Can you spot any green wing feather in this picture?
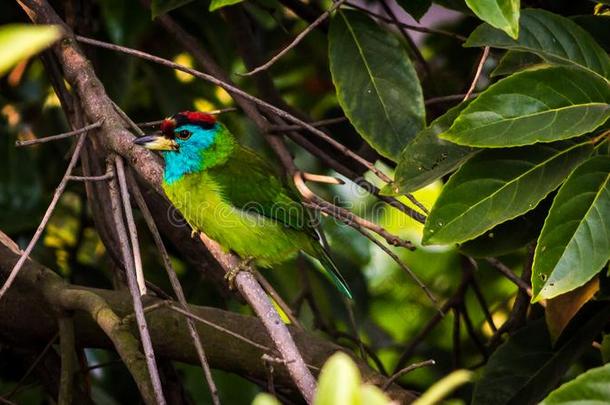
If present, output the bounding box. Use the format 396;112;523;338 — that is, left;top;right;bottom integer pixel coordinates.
207;145;312;234
208;145;352;298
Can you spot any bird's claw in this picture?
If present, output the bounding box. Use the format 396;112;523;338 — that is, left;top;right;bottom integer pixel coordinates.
225;257;255;290
191;229;200;238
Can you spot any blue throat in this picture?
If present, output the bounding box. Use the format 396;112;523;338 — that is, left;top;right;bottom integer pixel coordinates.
162;124;217;184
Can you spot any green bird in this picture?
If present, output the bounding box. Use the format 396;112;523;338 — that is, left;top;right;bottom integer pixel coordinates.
134;111;352;298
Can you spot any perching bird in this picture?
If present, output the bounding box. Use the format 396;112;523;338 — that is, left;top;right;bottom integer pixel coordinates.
134;111;352;298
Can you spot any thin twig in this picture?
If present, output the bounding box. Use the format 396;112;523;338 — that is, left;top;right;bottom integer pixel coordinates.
379;0;430;79
452;306;461;369
464;46;490;101
294;172;415;251
109;157;166;405
15;120;103;147
115;157;146;296
302;172;344;185
75;35;393;185
0;131;88;302
68;171;114;182
129;173;221;405
485;258;532;296
167;303;271;352
470;277;497;333
344;2;467;41
424;93;478;106
242;0;348;76
254;270;302;328
382;359;435;390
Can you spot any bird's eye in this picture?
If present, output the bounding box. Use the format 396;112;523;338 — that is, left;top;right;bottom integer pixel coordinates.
176;129;191;140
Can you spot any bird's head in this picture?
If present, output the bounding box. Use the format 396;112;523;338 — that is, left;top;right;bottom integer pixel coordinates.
134;111;231;183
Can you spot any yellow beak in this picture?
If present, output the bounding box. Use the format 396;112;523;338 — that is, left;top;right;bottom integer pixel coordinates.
134;134;178;151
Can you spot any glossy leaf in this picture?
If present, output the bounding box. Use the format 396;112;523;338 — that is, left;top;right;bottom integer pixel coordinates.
0;24;61;76
413;370;473;405
545;278;600;342
464;0;519;39
459;195;550;257
466;9;610;79
439;67;610;148
491;50;543;77
252;393;281;405
386;102;476;195
315;352;360;405
540;363;610;404
532;156;610;301
395;0;432;21
329;9;425;161
423;141;593;245
150;0;193;18
209;0;244;11
473;305;610;405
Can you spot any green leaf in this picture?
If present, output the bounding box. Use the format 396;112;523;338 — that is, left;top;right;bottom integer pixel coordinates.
439;66;610;148
329;9;425;161
413;370;473;405
395;0;431;21
465;9;610;80
209;0;244;11
532;156;610;301
386;102;476;195
459;196;550;257
0;24;62;76
150;0;193;18
423;141;593;245
491;50;544;77
473;305;610;405
315;352;360;405
359;385;392;405
251;393;281;405
540;363;610;404
464;0;520;39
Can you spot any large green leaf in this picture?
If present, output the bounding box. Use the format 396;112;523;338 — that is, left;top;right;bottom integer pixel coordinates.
491;50;544;77
473;305;610;405
423;141;593;245
329;10;425;161
439;66;610;148
385;102;476;195
209;0;244;11
0;24;61;76
532;156;610;301
466;9;610;80
395;0;431;21
464;0;520;39
459;195;551;257
540;363;610;404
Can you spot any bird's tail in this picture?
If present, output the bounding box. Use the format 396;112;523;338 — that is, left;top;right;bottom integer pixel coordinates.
310;244;353;299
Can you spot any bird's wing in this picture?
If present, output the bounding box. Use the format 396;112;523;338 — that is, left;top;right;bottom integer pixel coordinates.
207;145;315;235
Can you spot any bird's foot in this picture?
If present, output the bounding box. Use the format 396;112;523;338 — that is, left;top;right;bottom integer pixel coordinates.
190;229;200;238
225;257;255;290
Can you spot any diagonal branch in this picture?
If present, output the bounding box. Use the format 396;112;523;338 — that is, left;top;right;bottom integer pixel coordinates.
242;0;347;76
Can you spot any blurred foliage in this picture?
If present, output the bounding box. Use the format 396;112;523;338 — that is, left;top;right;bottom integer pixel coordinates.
0;0;607;404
